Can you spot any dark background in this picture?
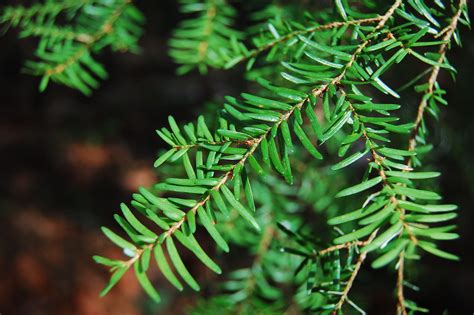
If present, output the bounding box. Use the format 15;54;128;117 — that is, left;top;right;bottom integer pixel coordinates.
0;1;473;314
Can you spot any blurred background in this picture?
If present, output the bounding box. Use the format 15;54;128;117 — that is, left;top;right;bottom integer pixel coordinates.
0;1;473;314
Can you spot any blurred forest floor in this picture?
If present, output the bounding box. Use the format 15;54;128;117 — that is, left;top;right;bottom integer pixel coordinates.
1;1;473;314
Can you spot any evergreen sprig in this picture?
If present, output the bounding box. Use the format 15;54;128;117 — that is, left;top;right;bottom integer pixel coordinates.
90;0;469;313
4;0;469;313
169;0;242;74
1;0;145;95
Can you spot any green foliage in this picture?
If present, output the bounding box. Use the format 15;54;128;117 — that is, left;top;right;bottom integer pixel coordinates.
5;0;470;313
1;0;144;95
168;0;242;74
95;0;469;313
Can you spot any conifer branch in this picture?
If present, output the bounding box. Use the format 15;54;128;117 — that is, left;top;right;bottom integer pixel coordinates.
155;25;410;241
4;0;469;312
0;0;90;28
229;16;384;68
169;0;241;73
44;0;133;77
407;0;467;163
84;0;467;311
333;231;378;314
112;0;406;293
2;0;144;94
124;92;316;267
395;2;466;311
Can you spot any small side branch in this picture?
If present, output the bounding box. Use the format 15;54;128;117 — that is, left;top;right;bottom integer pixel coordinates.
231;16;383;68
396;251;407;315
396;2;466;312
332;231;378;314
407;0;466;162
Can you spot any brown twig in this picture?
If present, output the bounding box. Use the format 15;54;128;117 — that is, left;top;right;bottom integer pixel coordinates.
396;251;407;315
333;231;378;314
317;240;370;256
170;138;255;151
